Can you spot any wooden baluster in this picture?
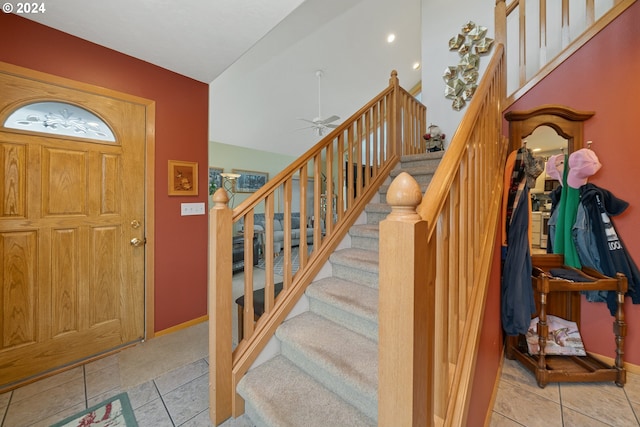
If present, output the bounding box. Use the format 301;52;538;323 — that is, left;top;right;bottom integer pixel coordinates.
242;212;255;340
299;164;308;266
325;141;334;235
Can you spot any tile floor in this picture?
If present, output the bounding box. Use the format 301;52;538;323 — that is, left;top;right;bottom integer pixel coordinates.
490;358;640;426
1;321;638;426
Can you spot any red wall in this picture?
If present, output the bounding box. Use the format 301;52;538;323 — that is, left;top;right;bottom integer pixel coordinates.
467;232;504;423
506;1;640;365
0;14;210;332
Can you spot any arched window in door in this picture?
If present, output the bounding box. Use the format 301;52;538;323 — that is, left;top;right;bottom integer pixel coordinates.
3;101;116;142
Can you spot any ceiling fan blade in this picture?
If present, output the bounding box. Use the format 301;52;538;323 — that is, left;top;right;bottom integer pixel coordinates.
320;115;340;124
297;118;317;124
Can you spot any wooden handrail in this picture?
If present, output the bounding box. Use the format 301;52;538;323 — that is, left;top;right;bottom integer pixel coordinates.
496;0;636;106
378;44;507;426
209;70;427;423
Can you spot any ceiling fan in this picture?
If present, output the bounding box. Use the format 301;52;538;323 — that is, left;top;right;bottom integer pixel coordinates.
298;70;340;136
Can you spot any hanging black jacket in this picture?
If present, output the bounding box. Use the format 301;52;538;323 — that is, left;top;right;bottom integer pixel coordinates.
502;186;537;335
579;183;639;314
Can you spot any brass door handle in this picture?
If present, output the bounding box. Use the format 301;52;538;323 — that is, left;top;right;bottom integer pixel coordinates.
130;237;146;247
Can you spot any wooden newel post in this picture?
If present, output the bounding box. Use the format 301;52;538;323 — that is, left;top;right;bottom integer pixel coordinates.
209;188;233;425
379;172;434;426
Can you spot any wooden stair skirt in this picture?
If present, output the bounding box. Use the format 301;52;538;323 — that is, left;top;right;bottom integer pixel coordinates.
506;254;627;388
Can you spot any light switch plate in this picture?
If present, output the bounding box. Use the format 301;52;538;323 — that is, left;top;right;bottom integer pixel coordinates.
181;202;206;216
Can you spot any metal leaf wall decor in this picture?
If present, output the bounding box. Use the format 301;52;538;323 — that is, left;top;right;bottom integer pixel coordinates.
444;21;494;111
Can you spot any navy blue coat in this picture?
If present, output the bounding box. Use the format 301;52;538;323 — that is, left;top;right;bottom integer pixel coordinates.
580;183;639;314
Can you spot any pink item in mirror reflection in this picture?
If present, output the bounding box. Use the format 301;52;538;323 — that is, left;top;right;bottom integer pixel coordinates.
545;153;564;184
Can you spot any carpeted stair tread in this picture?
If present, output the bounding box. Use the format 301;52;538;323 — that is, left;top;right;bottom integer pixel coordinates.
330;248;379;287
363;203;391;214
400;151;445;161
399;151;445;167
349;223;380;239
330;248;378;269
349;224;380;251
390;166;437;181
306;277;378;341
276;311;378;419
237;355;376;427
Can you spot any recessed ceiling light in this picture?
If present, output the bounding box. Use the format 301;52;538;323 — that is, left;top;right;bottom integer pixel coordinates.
413;62;421;70
387;33;396;43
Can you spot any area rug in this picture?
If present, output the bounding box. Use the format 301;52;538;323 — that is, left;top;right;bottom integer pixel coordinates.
257;245;313;276
50;392;137;427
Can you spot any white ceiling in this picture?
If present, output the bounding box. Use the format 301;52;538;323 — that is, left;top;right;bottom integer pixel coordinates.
21;0;307;83
21;0;422;157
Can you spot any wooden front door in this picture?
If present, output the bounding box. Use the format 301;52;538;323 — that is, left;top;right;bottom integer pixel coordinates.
0;65;148;387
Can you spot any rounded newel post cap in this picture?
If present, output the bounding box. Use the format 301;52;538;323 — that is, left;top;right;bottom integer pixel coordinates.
212;187;229;208
386;172;422;219
389;69;399;84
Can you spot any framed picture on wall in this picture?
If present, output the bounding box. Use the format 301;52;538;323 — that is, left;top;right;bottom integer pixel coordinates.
232;169;269;193
208;167;223;195
168;160;198;196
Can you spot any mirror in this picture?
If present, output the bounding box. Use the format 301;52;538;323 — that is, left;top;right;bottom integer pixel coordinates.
525;125;566;196
526;125;566;158
504;105;595;239
504;104;595;155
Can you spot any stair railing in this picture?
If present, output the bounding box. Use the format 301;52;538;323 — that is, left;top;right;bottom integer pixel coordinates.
496;0;636;106
209;71;427;424
378;44;507;426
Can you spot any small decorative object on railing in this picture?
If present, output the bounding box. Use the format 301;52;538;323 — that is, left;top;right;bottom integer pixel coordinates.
220;172;240;207
444;21;494;111
423;124;445;152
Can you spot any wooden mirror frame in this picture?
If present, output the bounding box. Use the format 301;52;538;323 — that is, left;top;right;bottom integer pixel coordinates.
504;104;595;155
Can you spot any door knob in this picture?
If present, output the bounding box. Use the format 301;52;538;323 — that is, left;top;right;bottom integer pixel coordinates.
130;237;146;247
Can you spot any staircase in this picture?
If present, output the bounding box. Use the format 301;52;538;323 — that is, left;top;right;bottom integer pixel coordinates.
236;151;443;427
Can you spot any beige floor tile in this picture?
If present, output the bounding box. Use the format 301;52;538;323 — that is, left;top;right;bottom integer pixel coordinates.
162;374;210;426
10;366;83;403
85;352;119;374
2;377;85;427
562;405;626;427
85;361;122;399
488;411;525;426
625;370;640;405
30;402;85;427
154;358;209;395
500;358;561;403
0;391;10;420
119;321;209;389
560;382;637;426
134;397;174;427
493;380;562;427
180;409;216;427
126;380;161;410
